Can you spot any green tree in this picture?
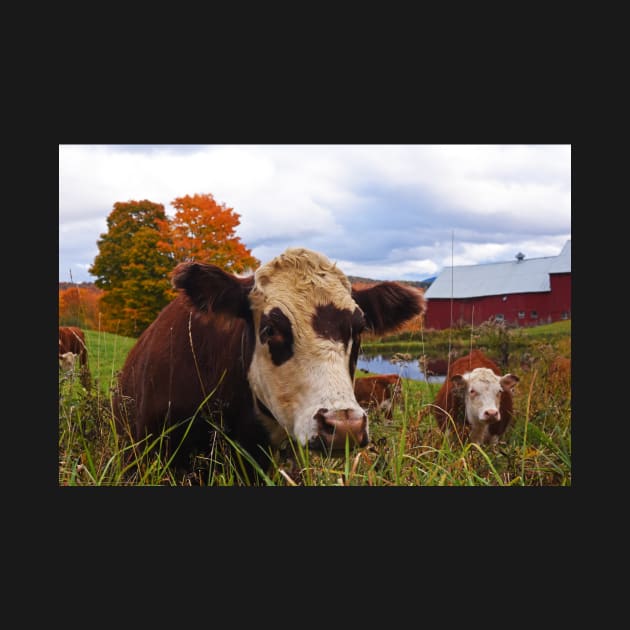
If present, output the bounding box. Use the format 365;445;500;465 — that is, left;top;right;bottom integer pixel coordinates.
90;200;175;337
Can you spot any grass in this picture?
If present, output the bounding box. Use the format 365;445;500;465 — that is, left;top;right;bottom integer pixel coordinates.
58;322;571;486
82;329;137;395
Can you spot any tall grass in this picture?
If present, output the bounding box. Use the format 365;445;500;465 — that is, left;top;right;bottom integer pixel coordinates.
59;324;571;486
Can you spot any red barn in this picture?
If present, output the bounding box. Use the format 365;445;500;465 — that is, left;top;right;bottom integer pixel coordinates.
424;241;571;329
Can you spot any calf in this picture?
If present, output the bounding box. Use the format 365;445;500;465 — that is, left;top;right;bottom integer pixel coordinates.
59;326;90;387
113;247;426;472
432;349;519;445
354;374;401;420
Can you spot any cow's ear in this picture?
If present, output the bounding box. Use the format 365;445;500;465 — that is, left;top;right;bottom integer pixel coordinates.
351;282;427;335
500;374;519;391
172;262;254;320
451;374;467;390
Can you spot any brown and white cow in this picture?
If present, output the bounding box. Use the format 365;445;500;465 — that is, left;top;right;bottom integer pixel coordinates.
432;349;519;445
113;248;426;470
354;374;401;420
59;326;90;386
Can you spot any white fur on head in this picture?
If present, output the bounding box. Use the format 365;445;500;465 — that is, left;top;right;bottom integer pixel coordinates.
458;367;504;424
59;351;78;371
452;367;518;444
247;248;364;447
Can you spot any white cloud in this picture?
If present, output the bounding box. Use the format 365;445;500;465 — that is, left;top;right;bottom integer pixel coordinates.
59;144;571;284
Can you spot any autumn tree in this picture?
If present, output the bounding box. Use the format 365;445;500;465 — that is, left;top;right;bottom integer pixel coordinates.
163;193;259;272
59;286;103;329
89;200;175;337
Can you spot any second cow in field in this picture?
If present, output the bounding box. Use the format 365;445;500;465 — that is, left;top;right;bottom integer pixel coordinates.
354;374;401;420
431;349;519;445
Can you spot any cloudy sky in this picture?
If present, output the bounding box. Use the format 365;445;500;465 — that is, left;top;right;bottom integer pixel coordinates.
59;144;571;284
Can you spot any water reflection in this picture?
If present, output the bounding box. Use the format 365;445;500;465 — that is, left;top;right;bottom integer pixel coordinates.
357;354;446;383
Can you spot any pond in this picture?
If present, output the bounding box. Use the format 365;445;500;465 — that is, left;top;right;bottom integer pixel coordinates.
357;353;446;383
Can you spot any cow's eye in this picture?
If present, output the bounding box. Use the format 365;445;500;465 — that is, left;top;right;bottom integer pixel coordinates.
469;388;477;396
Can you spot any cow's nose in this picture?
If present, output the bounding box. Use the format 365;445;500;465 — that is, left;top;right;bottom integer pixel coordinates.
310;408;369;451
484;409;500;422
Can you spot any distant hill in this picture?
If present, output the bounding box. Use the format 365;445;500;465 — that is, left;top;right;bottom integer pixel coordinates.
347;275;433;290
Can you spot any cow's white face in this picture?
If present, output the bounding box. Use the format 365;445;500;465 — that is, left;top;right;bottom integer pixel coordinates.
247;249;368;449
457;368;504;425
59;351;78;372
452;367;518;427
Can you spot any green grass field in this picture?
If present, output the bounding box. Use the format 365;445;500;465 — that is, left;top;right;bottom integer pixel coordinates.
59;322;571;486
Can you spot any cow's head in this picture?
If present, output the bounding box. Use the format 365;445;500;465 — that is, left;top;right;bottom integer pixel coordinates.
59;351;78;372
172;248;426;452
451;367;519;425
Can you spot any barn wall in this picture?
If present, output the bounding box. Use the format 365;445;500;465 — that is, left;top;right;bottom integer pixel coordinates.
550;273;571;319
425;274;571;329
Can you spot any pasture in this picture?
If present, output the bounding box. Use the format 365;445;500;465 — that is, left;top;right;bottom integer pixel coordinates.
59;323;571;486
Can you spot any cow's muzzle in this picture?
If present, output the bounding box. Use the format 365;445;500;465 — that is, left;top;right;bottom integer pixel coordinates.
482;409;501;423
309;408;369;451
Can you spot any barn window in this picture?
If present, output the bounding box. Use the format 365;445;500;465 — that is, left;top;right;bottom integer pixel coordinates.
561;311;569;320
530;310;538;319
518;311;525;319
494;313;504;322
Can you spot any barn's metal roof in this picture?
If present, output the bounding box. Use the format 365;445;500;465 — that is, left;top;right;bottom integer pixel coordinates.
424;240;571;299
548;239;571;274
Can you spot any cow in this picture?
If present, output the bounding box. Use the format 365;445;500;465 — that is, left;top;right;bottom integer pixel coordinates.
431;349;519;445
59;326;90;387
354;374;402;420
113;248;427;474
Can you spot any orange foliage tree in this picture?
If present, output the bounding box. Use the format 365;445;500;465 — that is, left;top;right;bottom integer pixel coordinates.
59;286;103;329
88;195;258;337
161;193;259;272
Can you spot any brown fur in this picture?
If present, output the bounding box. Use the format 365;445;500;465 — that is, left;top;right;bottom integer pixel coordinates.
431;349;516;442
354;374;401;420
423;358;449;376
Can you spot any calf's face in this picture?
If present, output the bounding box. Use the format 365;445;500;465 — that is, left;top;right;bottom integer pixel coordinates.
452;367;519;425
